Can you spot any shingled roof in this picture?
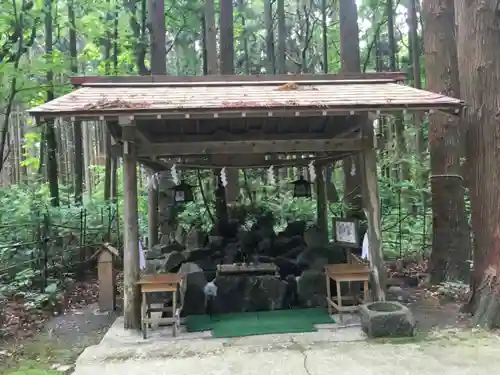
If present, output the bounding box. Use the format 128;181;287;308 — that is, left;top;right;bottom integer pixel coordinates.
28;74;464;120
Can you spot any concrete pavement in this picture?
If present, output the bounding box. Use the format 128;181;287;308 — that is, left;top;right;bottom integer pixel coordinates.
73;318;500;375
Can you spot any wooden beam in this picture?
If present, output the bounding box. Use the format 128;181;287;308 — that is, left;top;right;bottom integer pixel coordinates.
315;163;329;244
135;139;362;157
71;72;407;85
120;118;141;329
35;105;463;121
135;152;353;170
135;127;152;146
359;118;386;301
147;172;159;250
137;151;350;172
150;130;349;143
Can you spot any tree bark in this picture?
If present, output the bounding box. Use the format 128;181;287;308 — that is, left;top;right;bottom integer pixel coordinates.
148;0;165;245
422;0;470;284
276;0;286;73
263;0;276;74
321;0;328;73
339;0;363;219
204;0;218;75
408;0;425;179
70;0;83;203
44;0;59;206
149;0;166;74
455;0;500;328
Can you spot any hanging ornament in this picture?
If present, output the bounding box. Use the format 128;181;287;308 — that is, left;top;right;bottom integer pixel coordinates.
170;181;194;204
350;161;356;176
220;167;228;187
147;172;159;191
308;161;316;182
171;164;179;185
267;165;275;185
292;175;312;198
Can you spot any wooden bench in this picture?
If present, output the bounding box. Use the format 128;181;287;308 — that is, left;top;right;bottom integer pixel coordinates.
137;273;183;339
325;263;371;321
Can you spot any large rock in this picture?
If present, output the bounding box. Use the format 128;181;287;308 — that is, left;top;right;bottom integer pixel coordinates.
208;235;224;248
274;256;301;279
296;244;347;270
214;275;286;313
297;270;326;307
283;275;299;308
185;228;206;251
223;242;240;264
182;247;213;263
387;286;413;303
145;244;164;260
145;257;167;274
271;235;305;258
174;225;187;246
164;251;186;272
150;242;184;256
179;262;208;316
304;225;324;248
281;221;307;237
359;301;416;338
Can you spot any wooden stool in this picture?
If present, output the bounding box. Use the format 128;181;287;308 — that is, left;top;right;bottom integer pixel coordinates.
137;273;183;339
325;263;371;321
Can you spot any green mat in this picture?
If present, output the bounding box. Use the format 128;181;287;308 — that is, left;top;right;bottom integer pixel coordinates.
185;308;334;338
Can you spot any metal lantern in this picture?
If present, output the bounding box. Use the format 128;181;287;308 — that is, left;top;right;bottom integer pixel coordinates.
171;181;194;203
292;175;312;198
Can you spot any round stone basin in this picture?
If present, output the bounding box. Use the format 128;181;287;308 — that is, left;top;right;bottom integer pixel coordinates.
366;301;403;313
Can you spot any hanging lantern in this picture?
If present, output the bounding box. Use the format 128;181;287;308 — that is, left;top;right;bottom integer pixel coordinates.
170;181;194;204
292;175;312;198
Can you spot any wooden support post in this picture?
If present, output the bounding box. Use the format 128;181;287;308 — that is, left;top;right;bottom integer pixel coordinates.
121;118;141;329
359;119;387;301
147;172;159;249
315;163;329;245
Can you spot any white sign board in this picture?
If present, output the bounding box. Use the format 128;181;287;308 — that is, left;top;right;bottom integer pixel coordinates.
333;219;359;247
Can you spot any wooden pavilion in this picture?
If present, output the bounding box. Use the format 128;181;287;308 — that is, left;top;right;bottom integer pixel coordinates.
28;72;463;330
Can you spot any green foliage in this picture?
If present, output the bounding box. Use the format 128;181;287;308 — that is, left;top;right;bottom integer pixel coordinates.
0;178;118;308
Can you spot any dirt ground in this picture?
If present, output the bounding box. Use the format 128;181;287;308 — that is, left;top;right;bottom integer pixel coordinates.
0;304;118;374
407;288;470;333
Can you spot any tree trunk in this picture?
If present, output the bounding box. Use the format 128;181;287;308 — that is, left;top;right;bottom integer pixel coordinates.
44;0;59;206
238;0;250;75
408;0;425;177
204;0;218;75
219;0;239;210
455;0;500;328
386;0;397;72
339;0;363;219
149;0;166;74
68;0;83;203
148;0;166;246
264;0;276;74
387;0;409;182
321;0;328;73
422;0;470;284
276;0;286;73
219;0;234;75
82;122;91;196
